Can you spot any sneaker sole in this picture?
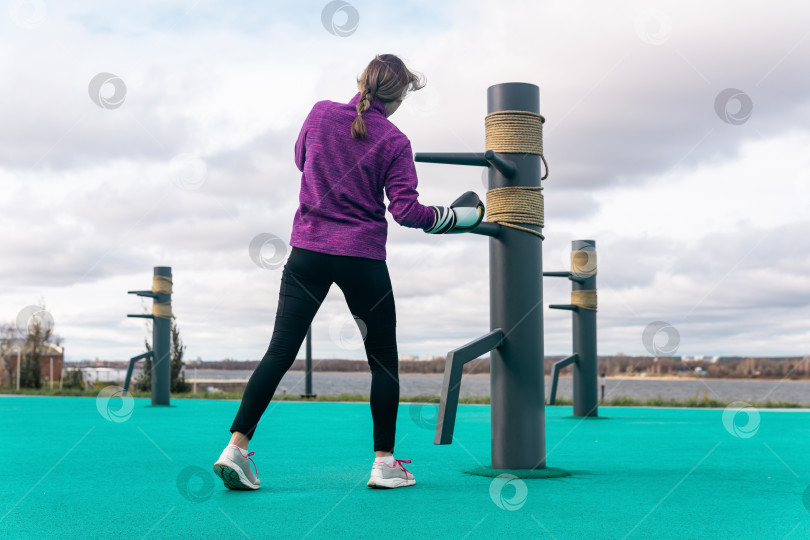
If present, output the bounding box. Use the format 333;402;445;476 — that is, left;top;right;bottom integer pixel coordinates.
213;458;260;490
367;476;416;489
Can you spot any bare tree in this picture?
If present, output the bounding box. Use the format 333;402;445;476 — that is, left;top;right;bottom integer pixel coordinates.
9;303;63;389
0;323;21;388
22;308;55;388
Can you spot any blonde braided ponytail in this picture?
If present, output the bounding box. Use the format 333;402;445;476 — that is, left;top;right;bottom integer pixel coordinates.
350;54;426;140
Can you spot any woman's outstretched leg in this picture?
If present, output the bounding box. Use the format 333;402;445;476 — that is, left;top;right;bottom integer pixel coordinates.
229;247;332;442
214;248;332;491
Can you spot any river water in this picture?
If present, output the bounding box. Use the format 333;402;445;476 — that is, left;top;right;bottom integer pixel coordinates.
157;369;810;404
86;368;810;403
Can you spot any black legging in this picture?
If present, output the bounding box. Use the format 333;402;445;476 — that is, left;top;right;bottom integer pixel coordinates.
230;246;400;452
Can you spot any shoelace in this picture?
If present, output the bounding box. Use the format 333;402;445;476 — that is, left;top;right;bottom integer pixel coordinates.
245;451;258;476
235;448;258;476
393;459;412;477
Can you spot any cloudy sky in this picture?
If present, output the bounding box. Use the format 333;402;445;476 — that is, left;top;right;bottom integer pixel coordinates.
1;0;808;362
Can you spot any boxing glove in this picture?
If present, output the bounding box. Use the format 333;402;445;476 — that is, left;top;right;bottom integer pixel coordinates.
425;191;485;234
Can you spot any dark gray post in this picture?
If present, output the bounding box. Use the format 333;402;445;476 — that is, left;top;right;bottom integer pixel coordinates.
487;83;546;469
413;82;550;471
545;240;598;415
600;372;606;402
151;267;172;406
301;326;317;398
571;240;598;416
126;266;172;405
305;327;312;394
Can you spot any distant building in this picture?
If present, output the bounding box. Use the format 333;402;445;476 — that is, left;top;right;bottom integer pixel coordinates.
0;343;64;386
681;355;721;364
80;367;124;383
39;343;64;384
398;354;447;361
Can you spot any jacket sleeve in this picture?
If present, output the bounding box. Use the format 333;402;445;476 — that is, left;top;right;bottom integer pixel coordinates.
295;104;317;172
384;140;436;230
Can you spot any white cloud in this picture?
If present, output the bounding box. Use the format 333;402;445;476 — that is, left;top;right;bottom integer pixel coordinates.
1;0;809;361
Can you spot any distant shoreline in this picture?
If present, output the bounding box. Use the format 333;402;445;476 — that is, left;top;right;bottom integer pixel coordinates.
277;371;810;382
182;373;810;385
582;375;810;383
69;355;810;382
180;369;810;382
68;365;810;382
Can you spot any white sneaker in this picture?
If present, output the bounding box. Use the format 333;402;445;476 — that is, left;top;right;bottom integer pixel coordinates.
367;458;416;489
213;445;261;490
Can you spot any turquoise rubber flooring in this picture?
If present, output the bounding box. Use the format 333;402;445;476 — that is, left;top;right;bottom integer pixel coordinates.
1;396;809;539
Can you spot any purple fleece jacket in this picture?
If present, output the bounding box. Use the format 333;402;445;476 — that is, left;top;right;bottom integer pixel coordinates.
289;92;436;260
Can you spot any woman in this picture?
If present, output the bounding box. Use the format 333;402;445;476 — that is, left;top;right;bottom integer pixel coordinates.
213;54;484;490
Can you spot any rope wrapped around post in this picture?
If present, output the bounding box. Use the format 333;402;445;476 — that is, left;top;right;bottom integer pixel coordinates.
485;186;545;239
571;290;597;311
570;249;597;311
152;303;172;318
483;109;548;239
571;250;597;276
151;275;173;319
484;110;548;178
152;275;173;295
